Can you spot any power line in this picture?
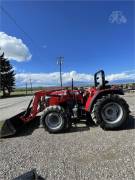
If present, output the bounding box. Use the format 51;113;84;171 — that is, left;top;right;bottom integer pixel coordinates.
0;6;44;66
0;6;34;43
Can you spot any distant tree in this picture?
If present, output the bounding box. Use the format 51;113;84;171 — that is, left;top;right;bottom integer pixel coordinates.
0;52;15;96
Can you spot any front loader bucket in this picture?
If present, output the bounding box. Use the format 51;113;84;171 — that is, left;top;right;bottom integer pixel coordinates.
0;111;26;138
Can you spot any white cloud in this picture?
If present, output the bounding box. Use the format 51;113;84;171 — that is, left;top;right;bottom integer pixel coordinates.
15;70;135;87
106;70;135;81
62;71;93;82
109;11;127;24
0;32;32;62
15;71;93;87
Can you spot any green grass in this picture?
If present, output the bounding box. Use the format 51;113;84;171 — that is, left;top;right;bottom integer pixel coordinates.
0;90;34;98
0;86;60;98
11;90;33;96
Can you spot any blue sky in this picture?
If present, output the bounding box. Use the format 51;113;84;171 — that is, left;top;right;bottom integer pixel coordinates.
0;1;134;86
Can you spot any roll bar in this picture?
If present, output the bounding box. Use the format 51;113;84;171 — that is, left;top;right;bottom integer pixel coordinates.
94;70;108;88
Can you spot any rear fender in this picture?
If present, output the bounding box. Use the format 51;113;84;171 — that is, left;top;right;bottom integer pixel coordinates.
85;89;124;112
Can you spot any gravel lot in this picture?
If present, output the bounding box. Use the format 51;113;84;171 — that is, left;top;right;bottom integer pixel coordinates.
0;93;135;180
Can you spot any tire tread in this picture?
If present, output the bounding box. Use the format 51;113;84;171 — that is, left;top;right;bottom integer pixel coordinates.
92;94;129;129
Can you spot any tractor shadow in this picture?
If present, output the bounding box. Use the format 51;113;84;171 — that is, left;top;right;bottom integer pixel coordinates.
4;117;94;138
105;115;135;131
5;115;135;138
117;115;135;131
68;125;90;133
67;120;96;133
14;116;40;137
15;118;94;137
68;115;135;133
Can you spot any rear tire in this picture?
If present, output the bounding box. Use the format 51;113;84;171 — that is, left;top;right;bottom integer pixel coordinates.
42;106;67;133
93;94;129;129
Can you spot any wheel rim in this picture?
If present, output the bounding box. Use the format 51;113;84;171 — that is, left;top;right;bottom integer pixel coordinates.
101;102;123;124
46;113;63;130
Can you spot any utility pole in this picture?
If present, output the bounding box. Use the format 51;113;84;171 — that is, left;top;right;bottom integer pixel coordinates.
0;54;1;93
26;82;27;95
30;75;33;93
30;77;33;93
0;49;2;93
57;56;64;88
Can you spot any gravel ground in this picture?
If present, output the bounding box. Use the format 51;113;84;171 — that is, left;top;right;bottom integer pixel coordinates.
0;93;135;180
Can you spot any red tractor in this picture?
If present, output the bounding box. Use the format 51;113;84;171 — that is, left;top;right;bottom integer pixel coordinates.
0;70;130;137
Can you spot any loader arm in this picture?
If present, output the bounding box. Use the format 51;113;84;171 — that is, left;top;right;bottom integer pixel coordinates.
20;91;46;122
20;90;63;123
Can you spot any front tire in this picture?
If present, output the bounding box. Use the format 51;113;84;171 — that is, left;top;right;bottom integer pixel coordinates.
93;94;129;129
42;106;67;133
